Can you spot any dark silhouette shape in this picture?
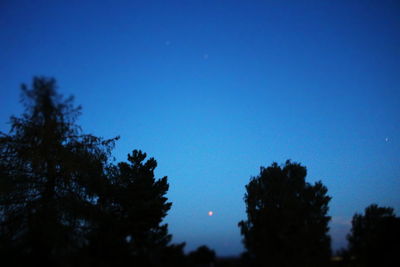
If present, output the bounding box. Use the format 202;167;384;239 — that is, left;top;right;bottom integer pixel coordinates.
238;160;331;267
85;150;177;266
188;245;216;266
333;248;353;266
0;77;181;266
0;77;117;266
347;204;400;267
159;242;188;266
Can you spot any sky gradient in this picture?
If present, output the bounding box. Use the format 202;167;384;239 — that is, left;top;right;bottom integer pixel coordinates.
1;0;399;256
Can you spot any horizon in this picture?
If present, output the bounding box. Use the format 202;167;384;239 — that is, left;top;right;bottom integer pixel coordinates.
1;0;399;257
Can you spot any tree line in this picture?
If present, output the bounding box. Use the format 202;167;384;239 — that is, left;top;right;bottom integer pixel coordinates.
0;77;398;267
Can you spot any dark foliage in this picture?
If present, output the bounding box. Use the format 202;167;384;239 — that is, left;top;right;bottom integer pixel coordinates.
0;77;116;266
238;161;332;267
0;77;179;266
84;150;176;266
188;245;216;266
347;204;400;267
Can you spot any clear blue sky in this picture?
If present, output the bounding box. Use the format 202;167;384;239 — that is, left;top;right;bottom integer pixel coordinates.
1;0;399;256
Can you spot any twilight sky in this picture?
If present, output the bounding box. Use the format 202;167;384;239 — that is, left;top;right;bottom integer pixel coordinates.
1;0;399;256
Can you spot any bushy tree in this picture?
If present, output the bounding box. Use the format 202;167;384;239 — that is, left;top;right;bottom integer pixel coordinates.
188;245;216;266
238;160;331;267
347;204;400;267
0;77;116;266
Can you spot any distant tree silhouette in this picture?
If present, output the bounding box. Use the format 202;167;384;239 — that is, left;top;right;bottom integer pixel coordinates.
0;77;117;266
188;245;216;266
347;204;400;267
238;160;331;267
159;242;187;266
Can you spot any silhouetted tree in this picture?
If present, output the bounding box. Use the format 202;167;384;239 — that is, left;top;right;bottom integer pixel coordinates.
238;160;331;267
160;242;188;266
347;204;400;267
188;245;216;266
0;77;116;266
0;76;194;266
85;150;177;266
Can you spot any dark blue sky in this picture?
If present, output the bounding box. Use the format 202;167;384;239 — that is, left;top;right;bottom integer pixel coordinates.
1;0;399;256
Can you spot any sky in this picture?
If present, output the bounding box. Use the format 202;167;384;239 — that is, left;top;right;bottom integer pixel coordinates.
1;0;399;257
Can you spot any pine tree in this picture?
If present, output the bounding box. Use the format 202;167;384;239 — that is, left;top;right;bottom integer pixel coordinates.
0;77;116;266
87;150;174;266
